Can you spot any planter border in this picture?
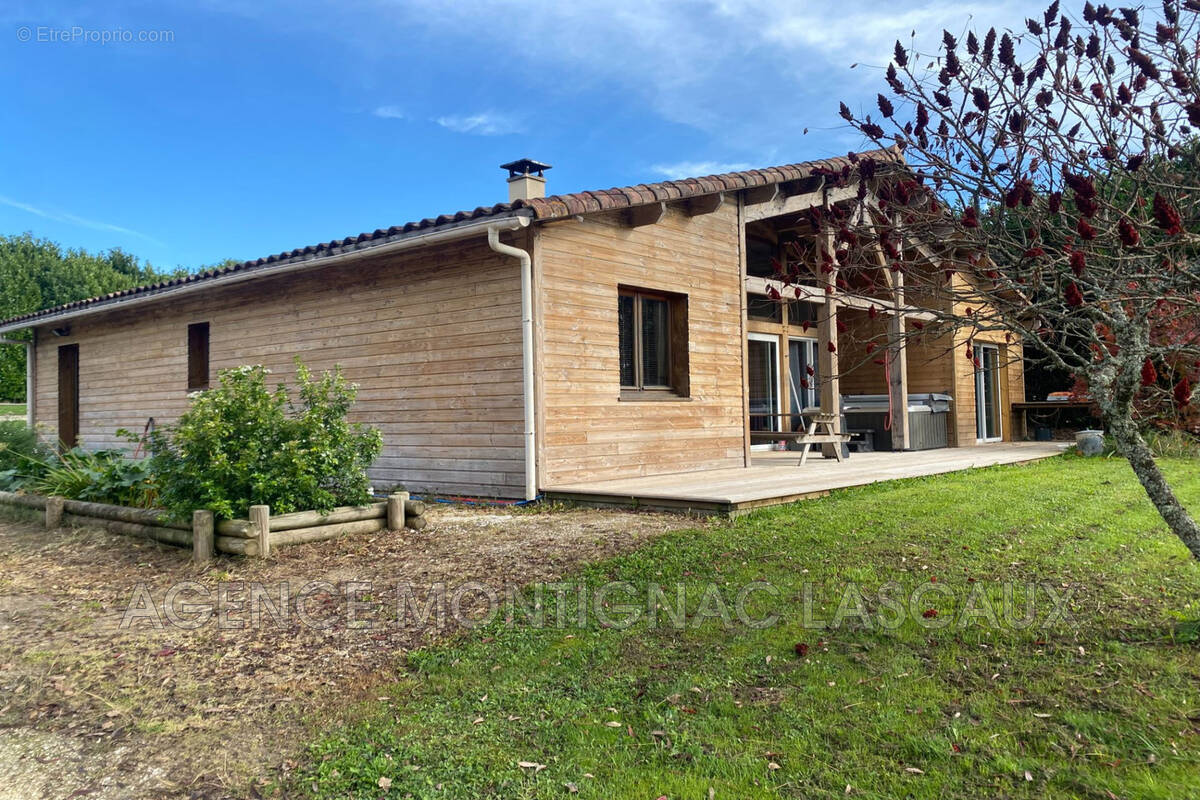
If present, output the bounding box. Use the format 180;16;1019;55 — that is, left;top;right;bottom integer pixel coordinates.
0;490;426;562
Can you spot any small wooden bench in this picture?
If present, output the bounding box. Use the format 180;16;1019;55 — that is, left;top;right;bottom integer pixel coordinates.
750;412;852;465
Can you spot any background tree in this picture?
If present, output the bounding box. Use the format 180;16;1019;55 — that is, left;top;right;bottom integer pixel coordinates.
830;1;1200;558
0;234;188;401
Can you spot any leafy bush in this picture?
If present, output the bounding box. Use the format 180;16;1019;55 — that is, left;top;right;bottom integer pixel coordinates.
32;448;157;507
0;420;54;490
147;361;382;520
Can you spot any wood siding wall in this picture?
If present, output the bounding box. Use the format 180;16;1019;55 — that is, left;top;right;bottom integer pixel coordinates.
536;205;746;486
33;237;528;497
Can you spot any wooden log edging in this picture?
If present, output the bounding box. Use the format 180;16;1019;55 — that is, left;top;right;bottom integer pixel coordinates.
0;490;47;510
0;490;429;559
61;512;191;548
61;498;187;530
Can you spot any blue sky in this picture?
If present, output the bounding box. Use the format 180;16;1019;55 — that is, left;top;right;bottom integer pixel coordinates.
1;0;1040;271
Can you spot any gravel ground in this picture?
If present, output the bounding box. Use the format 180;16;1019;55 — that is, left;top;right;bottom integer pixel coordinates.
0;503;704;798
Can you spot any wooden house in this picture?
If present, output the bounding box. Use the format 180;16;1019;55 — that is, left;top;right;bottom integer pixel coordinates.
0;152;1026;503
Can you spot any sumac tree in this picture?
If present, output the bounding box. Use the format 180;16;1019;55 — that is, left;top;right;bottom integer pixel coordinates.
831;1;1200;558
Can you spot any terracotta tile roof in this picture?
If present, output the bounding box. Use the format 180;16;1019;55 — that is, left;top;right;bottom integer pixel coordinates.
0;148;902;330
516;147;902;219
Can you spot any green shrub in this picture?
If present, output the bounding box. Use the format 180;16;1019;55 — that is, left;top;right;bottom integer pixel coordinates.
147;360;382;520
32;448;157;508
0;420;54;490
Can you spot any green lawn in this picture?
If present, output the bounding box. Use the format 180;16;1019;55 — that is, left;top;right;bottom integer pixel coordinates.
295;455;1200;799
0;403;24;416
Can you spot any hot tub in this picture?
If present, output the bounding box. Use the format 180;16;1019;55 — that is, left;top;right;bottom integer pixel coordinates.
840;393;952;451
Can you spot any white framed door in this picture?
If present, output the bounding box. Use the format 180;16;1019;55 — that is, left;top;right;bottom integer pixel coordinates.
973;343;1002;442
748;333;781;450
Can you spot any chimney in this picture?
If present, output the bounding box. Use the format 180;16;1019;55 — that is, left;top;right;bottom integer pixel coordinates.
501;158;552;202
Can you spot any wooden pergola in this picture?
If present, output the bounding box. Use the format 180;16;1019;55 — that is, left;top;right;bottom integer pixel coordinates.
739;184;939;454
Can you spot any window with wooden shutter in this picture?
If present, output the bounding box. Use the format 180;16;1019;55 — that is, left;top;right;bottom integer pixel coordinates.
617;287;689;399
187;322;210;391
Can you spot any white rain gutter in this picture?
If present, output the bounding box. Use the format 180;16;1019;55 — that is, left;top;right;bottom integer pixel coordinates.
0;213;534;336
486;219;537;501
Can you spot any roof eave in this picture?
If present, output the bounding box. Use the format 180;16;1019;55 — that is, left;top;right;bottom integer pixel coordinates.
0;211;531;334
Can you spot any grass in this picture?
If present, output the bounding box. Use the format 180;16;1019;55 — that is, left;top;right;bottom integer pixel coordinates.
0;403;25;416
294;455;1200;799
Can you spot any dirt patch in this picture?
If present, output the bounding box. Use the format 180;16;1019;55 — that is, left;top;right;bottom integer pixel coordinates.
0;505;704;798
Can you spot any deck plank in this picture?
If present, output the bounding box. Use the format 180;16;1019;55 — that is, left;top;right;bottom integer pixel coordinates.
543;443;1068;513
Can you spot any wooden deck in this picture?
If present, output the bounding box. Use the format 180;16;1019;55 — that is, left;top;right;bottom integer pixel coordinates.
543;442;1068;515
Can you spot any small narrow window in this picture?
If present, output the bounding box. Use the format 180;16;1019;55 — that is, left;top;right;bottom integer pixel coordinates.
187;322;210;391
618;287;688;398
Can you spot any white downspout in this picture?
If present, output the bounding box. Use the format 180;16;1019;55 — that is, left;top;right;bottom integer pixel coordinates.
487;218;537;501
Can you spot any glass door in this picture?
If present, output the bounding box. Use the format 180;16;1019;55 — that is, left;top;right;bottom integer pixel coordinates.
788;337;818;432
748;334;781;446
974;343;1002;442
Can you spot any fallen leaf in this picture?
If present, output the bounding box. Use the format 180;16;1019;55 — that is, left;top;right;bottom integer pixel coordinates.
905;767;924;774
605;721;621;728
518;761;546;772
377;776;392;791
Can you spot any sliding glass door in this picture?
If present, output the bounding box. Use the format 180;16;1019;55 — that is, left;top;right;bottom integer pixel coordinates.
974;343;1002;442
788;337;818;431
748;334;781;444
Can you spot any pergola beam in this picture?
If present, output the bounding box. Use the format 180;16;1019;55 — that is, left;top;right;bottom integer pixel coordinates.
887;270;910;450
743;183;862;223
744;275;937;321
816;228;841;456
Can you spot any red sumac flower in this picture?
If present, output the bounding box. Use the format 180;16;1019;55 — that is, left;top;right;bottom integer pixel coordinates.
1141;357;1158;387
1153;193;1184;235
1065;282;1084;306
1070;250;1086;276
1077;218;1097;240
1187;102;1200;127
827;341;837;353
1129;48;1161;80
1118;218;1140;247
962;207;979;228
1175;378;1193;409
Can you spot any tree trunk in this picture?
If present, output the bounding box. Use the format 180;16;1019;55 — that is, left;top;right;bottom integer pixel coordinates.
1107;415;1200;560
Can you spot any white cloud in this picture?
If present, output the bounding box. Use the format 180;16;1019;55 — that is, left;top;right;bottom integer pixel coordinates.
198;0;1050;157
372;105;405;119
651;161;754;180
0;194;161;244
434;111;522;136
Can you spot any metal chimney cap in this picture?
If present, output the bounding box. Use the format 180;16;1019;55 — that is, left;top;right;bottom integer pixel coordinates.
500;158;552;178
